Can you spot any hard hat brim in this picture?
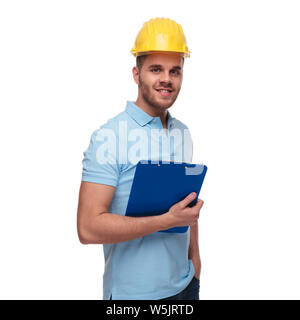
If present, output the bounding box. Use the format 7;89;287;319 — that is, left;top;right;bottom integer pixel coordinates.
131;50;190;58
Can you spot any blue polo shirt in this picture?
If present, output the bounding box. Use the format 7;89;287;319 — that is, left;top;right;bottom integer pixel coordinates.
81;100;195;300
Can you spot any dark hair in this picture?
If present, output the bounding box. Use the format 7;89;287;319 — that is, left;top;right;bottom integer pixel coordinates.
136;55;148;72
136;54;185;72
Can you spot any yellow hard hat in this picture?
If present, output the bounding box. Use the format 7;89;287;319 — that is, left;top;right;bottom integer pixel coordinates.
130;17;191;58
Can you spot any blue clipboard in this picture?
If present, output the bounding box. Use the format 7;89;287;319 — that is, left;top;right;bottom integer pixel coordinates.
125;160;207;233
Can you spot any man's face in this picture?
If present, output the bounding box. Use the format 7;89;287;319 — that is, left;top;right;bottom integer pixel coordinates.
134;52;184;111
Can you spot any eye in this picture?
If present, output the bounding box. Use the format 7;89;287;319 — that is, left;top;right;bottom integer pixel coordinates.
171;69;180;75
151;68;161;73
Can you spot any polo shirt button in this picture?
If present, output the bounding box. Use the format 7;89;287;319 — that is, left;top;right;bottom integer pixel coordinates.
153;119;156;123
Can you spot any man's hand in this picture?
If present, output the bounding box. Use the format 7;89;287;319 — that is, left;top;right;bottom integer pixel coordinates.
165;192;204;228
191;254;201;280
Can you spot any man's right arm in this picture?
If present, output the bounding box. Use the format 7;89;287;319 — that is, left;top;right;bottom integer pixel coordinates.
77;181;172;244
76;181;203;244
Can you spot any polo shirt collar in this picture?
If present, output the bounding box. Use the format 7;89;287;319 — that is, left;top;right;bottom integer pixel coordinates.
125;100;173;127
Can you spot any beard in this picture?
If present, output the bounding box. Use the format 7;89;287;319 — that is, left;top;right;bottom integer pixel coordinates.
138;75;180;110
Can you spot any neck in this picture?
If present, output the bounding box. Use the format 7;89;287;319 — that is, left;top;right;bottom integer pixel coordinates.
134;97;168;128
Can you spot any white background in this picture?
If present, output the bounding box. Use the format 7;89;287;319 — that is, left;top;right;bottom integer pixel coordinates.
0;0;299;299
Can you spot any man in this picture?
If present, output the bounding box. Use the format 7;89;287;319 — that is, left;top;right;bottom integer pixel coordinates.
77;17;204;300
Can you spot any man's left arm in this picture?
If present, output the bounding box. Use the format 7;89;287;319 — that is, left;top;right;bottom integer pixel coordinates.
188;221;201;280
185;127;201;279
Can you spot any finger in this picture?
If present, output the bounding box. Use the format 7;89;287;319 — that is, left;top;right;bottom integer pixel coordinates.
179;192;197;208
195;198;204;210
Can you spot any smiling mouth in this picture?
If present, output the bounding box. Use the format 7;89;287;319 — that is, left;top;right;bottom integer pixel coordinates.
155;89;173;96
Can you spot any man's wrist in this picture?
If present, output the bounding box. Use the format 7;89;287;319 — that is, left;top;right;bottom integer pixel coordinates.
160;212;174;229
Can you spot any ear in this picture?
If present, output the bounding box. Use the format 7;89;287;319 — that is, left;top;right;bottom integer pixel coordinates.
132;66;139;85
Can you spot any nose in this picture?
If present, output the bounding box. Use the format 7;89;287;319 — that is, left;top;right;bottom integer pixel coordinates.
159;70;171;84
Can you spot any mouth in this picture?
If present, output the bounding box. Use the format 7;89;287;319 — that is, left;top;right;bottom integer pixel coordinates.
155;88;173;97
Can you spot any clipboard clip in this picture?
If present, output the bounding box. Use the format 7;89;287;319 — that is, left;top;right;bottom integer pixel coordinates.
185;164;206;176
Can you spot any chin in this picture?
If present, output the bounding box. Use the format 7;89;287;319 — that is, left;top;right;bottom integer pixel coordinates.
157;99;175;109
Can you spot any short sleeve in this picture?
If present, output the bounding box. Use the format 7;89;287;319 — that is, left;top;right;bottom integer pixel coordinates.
182;126;193;163
81;127;120;187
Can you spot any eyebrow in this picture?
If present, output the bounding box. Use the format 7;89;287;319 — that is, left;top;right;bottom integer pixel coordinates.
148;64;182;70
